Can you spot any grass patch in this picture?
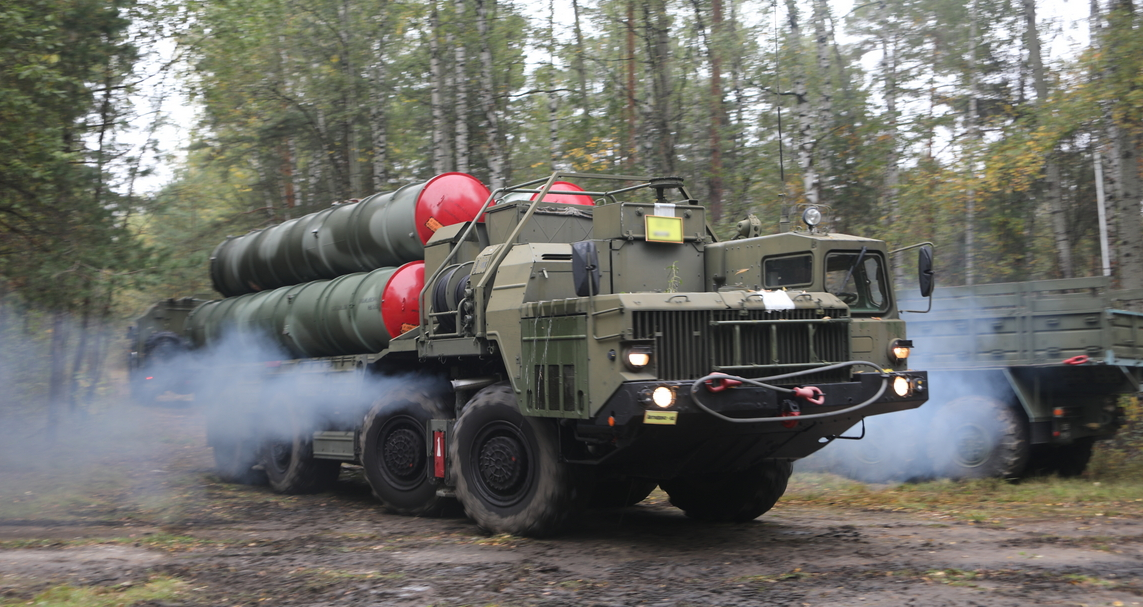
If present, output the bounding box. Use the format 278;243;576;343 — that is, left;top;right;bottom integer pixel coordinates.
782;473;1143;521
0;575;189;607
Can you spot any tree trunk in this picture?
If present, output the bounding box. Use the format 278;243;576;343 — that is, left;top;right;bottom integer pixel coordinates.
785;0;816;205
476;0;506;190
370;58;390;190
965;2;980;285
571;0;590;122
1024;0;1073;278
67;296;90;414
430;0;450;174
811;0;832;204
625;1;638;169
709;0;726;221
879;3;903;287
639;0;675;176
454;0;470;174
47;311;69;441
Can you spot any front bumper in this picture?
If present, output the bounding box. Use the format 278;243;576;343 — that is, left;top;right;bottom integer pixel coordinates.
573;371;928;480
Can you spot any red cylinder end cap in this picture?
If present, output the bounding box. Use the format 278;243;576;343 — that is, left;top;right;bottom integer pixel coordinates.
381;261;425;338
530;181;594;206
414;173;492;245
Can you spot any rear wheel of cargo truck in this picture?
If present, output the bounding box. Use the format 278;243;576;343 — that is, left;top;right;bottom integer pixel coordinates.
928;395;1029;480
361;387;458;516
661;461;792;522
451;383;590;537
258;401;342;494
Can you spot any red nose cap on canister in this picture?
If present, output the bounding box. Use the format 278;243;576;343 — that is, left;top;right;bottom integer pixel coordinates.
381;261;425;338
530;181;595;206
413;173;492;245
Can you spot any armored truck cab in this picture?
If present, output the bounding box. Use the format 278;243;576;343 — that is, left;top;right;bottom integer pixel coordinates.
136;172;929;537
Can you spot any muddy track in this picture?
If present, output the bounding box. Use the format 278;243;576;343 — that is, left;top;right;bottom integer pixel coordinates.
2;407;1142;606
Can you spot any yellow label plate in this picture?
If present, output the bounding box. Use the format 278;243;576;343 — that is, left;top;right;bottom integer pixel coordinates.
645;215;684;243
643;410;678;425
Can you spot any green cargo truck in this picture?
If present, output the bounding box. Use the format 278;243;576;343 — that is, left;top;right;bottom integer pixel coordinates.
130;172;930;536
820;277;1143;481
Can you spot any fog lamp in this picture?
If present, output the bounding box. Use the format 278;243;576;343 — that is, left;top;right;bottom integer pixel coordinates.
888;339;913;363
651;386;675;408
624;345;653;371
891;376;911;397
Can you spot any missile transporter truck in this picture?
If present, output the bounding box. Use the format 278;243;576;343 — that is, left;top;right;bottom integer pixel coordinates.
821;277;1143;482
130;172;929;536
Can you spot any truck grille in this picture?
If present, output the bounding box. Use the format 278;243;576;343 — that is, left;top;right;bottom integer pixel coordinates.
632;309;851;384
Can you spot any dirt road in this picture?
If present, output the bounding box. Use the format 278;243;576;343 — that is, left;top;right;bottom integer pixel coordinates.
2;406;1142;606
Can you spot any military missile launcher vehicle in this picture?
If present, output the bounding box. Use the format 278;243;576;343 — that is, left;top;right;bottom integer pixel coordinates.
130;172;929;536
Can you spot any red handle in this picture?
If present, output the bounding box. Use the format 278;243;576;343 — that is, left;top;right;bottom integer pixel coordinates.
705;374;743;393
793;386;825;405
1062;355;1090;365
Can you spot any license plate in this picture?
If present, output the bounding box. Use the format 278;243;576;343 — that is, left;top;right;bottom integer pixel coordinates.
643;410;678;425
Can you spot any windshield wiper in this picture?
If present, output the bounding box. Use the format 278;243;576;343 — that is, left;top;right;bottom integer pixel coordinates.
838;246;867;293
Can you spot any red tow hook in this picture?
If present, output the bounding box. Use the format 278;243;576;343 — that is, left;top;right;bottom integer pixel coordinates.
705;373;743;393
781;401;801;428
1062;355;1090;365
792;386;825;405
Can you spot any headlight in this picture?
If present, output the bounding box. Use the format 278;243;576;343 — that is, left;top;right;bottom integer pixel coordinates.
802;206;823;226
624;345;653;371
651;386;676;408
889;339;913;363
891;376;912;397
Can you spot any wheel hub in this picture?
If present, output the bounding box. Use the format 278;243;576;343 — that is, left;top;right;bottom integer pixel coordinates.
382;427;423;481
478;435;525;495
951;424;992;468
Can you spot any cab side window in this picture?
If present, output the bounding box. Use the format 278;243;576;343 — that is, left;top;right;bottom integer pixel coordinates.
763;254;813;288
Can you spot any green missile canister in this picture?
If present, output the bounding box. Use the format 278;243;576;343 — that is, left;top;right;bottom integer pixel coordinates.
210;173;490;297
188;261;424;358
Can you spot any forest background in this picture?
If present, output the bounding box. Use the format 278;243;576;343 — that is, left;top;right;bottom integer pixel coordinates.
0;0;1141;423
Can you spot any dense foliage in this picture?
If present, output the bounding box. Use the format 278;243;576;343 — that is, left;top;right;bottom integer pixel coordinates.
1;0;1142;420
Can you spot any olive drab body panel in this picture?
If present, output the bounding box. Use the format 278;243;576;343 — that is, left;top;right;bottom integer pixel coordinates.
210;173;490;297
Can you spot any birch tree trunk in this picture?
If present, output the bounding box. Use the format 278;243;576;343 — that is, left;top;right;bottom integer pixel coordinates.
477;0;506;190
879;2;903;286
571;0;590;121
1024;0;1074;278
811;0;832;203
453;0;470;173
965;2;980;285
430;0;450;174
785;0;816;204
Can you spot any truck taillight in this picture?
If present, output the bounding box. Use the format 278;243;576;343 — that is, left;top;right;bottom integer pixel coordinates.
433;431;445;478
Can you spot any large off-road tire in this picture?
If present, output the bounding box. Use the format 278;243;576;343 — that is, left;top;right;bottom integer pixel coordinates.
928;396;1029;480
211;434;267;485
361;387;455;516
260;422;342;495
451;383;590;537
661;460;792;522
589;477;658;509
208;413;266;485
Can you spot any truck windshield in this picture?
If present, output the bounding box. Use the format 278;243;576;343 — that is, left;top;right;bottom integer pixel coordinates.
825;252;888;313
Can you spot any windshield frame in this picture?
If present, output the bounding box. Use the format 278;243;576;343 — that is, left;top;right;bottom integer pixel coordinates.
823;250;891;315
